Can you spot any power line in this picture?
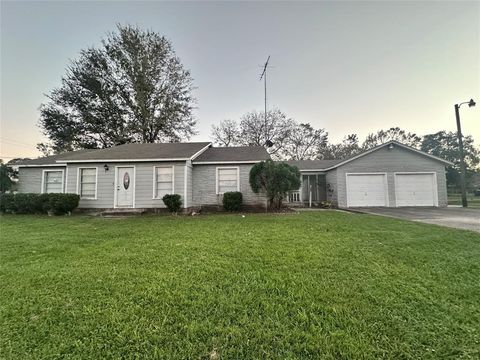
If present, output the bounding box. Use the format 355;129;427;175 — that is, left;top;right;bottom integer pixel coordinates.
1;140;38;150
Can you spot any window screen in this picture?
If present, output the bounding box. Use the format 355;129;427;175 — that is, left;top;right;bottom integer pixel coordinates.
80;168;96;198
155;167;173;199
44;171;63;193
217;168;238;193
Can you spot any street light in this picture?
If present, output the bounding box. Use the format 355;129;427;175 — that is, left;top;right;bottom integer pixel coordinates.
454;98;476;207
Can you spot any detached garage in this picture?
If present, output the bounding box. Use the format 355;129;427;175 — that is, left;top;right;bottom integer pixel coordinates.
322;141;452;208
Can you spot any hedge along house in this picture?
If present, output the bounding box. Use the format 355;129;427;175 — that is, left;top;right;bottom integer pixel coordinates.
284;140;453;208
17;142;270;210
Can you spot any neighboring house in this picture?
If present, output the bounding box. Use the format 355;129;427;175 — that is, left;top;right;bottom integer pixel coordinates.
17;140;452;209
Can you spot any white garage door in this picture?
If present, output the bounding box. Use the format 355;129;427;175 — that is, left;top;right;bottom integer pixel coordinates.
395;173;437;207
346;174;388;207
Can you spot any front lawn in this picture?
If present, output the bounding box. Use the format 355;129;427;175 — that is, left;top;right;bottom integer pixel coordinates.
1;212;479;359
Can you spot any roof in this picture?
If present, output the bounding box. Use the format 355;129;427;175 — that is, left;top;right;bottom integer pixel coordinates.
193;146;271;163
323;140;454;169
283;159;342;171
282;140;453;171
17;142;211;165
17;149;96;166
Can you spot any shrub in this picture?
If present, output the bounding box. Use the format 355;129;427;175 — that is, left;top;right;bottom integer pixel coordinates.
223;191;243;211
0;193;15;213
0;193;79;215
47;193;80;215
250;160;301;209
14;193;38;214
162;194;182;213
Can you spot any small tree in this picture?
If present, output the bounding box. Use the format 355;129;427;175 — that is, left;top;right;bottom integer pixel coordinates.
0;161;13;193
249;160;301;209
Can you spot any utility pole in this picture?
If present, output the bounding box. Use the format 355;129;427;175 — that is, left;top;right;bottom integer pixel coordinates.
260;56;271;146
455;104;468;207
454;98;476;208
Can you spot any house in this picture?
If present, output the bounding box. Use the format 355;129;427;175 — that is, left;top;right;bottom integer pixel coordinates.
16;140;452;210
17;142;269;210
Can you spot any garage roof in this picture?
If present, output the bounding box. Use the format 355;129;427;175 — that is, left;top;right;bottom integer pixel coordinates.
283;140;453;172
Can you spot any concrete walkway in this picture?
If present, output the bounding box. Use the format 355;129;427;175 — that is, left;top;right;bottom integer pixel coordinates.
350;207;480;233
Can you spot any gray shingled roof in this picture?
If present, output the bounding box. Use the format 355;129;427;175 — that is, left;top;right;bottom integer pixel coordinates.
18;142;211;165
18;149;96;165
193;146;271;162
283;159;342;171
58;142;211;161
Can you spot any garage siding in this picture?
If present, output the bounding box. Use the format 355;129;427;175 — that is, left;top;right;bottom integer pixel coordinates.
192;164;266;207
325;169;338;204
332;146;447;207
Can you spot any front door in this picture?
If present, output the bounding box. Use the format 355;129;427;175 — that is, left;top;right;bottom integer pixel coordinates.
116;167;134;208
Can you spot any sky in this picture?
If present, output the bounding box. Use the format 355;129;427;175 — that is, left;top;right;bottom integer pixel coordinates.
1;0;479;160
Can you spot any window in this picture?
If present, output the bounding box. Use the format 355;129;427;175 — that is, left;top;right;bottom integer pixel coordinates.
79;168;97;199
217;167;239;194
154;166;174;199
43;170;64;193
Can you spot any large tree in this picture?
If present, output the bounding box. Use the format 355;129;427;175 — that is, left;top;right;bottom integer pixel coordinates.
210;119;240;147
39;25;196;153
210;109;331;160
321;134;362;159
421;131;479;190
238;109;295;158
362;127;421;149
280;123;328;160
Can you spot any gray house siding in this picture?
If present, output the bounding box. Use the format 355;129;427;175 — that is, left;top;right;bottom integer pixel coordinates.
185;163;193;208
332;146;448;208
325;169;338;204
18;167;66;193
192;164;265;207
65;161;186;209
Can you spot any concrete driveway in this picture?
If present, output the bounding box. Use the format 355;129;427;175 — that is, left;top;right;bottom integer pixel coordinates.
351;207;480;233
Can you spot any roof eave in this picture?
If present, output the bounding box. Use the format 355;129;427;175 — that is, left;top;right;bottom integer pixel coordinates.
323;140;453;170
56;158;190;163
192;160;265;165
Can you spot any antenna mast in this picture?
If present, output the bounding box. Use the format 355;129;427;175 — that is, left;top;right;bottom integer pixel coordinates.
260;55;270;145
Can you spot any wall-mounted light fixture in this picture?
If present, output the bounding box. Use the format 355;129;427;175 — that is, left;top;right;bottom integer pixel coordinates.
388;143;394;150
104;164;109;172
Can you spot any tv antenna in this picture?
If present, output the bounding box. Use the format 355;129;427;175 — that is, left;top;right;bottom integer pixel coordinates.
260;55;273;147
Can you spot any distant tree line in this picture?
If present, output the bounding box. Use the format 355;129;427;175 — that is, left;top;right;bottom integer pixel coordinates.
210;109;480;191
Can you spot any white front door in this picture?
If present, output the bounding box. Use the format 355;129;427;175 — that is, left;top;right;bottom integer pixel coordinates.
395;173;437;207
346;174;388;207
116;167;134;208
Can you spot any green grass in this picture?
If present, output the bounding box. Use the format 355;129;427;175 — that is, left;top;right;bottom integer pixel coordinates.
1;212;479;359
448;193;480;208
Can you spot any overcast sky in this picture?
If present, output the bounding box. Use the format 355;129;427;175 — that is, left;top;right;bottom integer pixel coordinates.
1;1;479;159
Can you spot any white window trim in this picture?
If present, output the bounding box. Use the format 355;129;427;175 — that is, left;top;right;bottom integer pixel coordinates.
393;172;438;207
345;172;389;207
114;166;136;209
76;167;98;200
216;166;240;195
41;169;65;194
152;165;175;200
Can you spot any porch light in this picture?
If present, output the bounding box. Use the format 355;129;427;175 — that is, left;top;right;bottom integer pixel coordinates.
104;164;109;171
